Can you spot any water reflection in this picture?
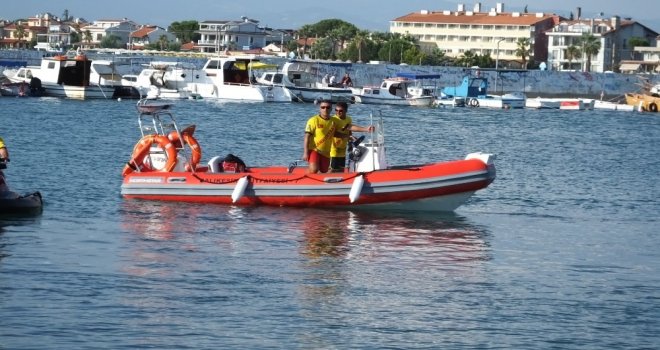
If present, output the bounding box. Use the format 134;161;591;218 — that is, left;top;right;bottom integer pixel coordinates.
119;201;492;266
293;208;492;264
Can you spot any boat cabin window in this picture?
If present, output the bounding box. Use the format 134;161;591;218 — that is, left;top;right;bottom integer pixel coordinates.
206;60;221;70
47;62;56;69
273;74;283;84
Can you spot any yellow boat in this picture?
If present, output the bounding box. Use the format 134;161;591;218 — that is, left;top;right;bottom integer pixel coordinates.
625;93;660;112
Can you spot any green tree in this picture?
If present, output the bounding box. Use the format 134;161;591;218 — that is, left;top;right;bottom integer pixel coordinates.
352;30;370;63
158;35;169;51
377;38;414;64
565;45;581;70
309;19;357;38
100;34;122;48
83;29;93;46
296;24;314;57
310;37;333;59
14;24;27;48
515;37;530;69
455;50;477;67
168;20;200;43
627;37;649;59
580;33;601;72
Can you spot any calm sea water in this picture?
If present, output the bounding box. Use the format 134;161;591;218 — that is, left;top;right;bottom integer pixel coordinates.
1;97;659;349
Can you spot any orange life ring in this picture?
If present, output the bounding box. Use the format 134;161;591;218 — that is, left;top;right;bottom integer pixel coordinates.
167;127;202;171
54;55;67;61
122;134;177;177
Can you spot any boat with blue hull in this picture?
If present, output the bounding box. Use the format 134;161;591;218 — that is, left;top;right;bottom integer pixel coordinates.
440;74;526;109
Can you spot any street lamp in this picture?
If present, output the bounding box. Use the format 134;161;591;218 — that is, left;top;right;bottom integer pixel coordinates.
494;38;504;94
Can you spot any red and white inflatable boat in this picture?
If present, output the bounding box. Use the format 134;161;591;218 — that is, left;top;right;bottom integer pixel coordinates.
121;101;496;212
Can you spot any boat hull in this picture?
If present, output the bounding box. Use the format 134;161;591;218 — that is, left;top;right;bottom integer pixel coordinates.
0;191;43;215
286;86;354;103
41;83;140;100
122;158;495;212
467;95;526;109
353;94;434;106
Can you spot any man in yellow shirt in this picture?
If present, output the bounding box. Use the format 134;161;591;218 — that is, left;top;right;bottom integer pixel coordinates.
329;102;374;172
303;100;343;173
0;137;8;161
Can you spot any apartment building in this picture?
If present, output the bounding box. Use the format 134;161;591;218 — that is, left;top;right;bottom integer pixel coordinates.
390;3;559;66
547;16;658;72
196;17;267;53
81;19;138;48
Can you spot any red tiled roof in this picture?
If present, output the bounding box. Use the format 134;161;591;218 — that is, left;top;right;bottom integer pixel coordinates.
180;41;196;51
296;38;316;46
393;11;556;25
130;26;157;38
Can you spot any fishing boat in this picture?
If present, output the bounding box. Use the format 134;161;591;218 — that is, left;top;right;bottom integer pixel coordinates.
625;93;660;112
0;160;43;215
120;100;496;212
193;56;292;102
5;53;140;100
442;74;526;109
352;73;438;106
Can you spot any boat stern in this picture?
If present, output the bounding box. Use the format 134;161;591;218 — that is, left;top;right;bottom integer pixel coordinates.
466;152;496;183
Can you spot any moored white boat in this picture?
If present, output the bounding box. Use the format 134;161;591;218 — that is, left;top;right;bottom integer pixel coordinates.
466;92;526;109
5;53;140;100
125;62;202;100
196;56;292;102
591;99;636;111
352;73;438;106
121;100;496;211
256;60;354;103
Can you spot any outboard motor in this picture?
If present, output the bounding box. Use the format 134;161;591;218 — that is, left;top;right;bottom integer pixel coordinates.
29;77;43;96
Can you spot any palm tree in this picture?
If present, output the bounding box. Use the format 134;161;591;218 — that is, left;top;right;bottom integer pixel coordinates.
297;24;314;58
353;30;370;63
515;37;530;69
14;24;27;49
158;35;169;51
565;45;581;70
326;28;341;59
580;33;601;72
83;29;92;48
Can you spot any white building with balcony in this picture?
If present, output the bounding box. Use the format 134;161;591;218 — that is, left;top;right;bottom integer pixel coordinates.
81;19;138;48
390;3;559;66
547;16;658;72
196;17;267;53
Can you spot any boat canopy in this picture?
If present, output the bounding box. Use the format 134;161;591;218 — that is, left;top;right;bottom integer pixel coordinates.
288;59;353;67
395;72;441;79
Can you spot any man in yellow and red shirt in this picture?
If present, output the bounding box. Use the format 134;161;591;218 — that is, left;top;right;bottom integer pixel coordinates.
329;102;374;172
303;100;344;173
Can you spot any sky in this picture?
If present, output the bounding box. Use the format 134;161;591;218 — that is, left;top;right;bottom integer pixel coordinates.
2;0;659;32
